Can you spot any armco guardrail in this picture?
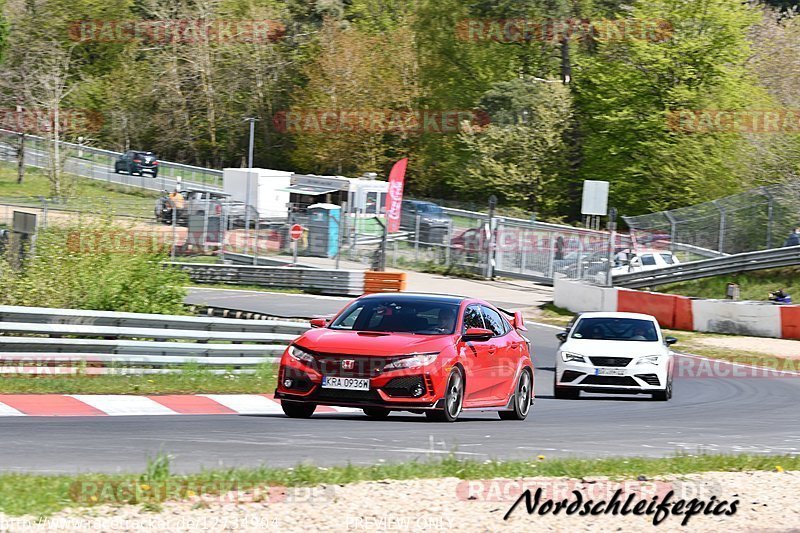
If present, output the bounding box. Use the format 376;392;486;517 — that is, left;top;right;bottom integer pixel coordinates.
614;245;800;288
169;262;366;296
0;305;305;374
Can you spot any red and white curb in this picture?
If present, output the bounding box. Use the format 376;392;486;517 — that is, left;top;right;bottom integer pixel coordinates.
0;394;359;417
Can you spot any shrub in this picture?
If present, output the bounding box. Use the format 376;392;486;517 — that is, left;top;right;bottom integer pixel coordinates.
0;221;189;314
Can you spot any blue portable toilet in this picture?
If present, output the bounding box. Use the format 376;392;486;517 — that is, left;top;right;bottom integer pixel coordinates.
307;203;341;258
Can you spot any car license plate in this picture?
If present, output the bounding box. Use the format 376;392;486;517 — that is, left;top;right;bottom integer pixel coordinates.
322;376;370;391
595;367;626;376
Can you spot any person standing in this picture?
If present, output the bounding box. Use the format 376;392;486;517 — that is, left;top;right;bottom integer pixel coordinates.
783;228;800;247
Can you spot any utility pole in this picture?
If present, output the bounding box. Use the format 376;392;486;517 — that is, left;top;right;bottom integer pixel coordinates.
243;117;258;258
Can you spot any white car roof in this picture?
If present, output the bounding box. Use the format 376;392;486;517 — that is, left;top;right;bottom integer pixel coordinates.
576;311;659;322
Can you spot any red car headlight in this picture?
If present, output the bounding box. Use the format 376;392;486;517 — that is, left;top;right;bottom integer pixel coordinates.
383;352;439;371
287;345;315;365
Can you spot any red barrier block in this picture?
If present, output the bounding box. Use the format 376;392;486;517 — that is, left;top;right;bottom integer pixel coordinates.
617;289;676;329
672;296;694;331
780;306;800;339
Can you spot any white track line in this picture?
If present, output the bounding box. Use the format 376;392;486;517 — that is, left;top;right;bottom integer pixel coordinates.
201;394;285;414
69;395;177;416
0;401;24;416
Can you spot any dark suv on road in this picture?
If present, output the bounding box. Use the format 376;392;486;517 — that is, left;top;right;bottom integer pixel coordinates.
400;200;452;244
115;151;159;177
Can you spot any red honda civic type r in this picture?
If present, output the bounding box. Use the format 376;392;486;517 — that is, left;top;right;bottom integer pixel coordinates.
275;293;534;422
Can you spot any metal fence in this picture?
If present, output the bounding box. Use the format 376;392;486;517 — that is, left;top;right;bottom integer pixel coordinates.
0;128;223;192
624;181;800;257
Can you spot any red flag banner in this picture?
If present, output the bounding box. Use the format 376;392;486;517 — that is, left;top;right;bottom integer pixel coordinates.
385;158;408;233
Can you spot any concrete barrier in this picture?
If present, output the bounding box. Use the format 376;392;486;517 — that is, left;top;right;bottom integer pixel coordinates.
553;279;792;339
553;279;617;314
691;300;782;338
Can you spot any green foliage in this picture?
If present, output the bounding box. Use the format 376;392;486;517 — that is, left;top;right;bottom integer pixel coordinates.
0;222;189;314
456;78;573;217
574;0;766;215
0;0;796;220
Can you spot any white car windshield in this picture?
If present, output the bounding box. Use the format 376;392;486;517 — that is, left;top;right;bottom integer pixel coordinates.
571;317;659;342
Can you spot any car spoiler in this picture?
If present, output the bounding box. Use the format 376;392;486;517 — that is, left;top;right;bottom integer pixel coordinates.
497;307;527;332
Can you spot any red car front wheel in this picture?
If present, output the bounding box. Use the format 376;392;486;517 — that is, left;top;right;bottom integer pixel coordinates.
282;400;316;418
426;368;464;422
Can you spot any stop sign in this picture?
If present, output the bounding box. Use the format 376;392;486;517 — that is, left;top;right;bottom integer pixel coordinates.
290;224;303;241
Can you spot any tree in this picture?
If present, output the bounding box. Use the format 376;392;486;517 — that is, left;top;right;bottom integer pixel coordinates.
574;0;764;215
457;78;573;218
287;18;420;176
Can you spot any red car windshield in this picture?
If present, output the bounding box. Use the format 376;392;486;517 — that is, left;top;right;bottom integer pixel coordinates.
330;299;460;335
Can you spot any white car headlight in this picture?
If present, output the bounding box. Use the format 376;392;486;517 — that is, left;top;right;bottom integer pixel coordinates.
383;352;439;371
636;355;661;365
560;352;586;363
287;345;315;365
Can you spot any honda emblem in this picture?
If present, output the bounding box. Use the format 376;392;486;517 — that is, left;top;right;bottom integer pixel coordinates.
341;359;355;370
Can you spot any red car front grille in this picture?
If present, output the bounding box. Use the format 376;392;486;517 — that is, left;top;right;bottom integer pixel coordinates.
312;354;393;378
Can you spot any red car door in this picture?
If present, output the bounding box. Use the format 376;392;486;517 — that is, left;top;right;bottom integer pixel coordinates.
480;305;518;402
458;304;495;405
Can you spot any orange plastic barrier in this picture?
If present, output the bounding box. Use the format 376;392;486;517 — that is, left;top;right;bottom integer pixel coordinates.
363;272;407;294
780;306;800;339
617;289;679;329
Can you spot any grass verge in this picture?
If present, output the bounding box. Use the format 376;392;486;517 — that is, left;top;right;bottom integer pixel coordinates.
655;266;800;301
0;163;158;205
0;453;795;517
0;363;278;395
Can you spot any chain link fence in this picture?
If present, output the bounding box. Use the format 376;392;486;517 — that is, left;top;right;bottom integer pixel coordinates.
624;181;800;258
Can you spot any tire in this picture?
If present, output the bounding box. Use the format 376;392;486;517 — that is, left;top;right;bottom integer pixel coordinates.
499;369;533;421
426;367;464;422
651;377;673;401
553;373;580;399
281;400;316;418
363;407;391;419
114;165;121;174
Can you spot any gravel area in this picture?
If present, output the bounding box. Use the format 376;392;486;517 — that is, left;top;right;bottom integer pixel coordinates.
1;470;797;532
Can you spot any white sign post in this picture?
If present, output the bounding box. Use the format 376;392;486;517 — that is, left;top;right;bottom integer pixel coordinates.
581;180;609;230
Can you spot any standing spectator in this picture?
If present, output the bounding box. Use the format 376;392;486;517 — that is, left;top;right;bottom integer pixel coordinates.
554;236;565;260
783;227;800;247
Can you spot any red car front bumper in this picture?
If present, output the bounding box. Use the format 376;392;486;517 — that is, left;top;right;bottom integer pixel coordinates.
275;358;448;410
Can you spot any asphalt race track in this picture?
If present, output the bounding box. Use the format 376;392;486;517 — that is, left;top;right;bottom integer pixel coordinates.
2;322;799;474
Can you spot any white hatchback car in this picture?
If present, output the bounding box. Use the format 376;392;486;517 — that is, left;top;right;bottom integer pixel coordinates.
554;312;676;401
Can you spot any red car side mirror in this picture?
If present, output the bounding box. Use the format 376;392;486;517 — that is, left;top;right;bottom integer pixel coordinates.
309;318;328;328
463;327;493;341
